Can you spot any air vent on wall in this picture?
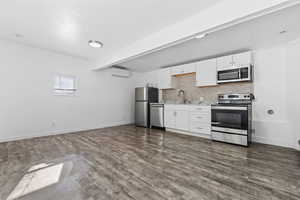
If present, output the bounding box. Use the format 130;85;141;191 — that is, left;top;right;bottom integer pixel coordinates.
110;66;132;78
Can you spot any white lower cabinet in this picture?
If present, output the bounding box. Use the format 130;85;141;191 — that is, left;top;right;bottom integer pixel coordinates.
164;105;211;137
189;106;211;135
190;122;211;135
175;110;189;131
164;105;189;131
164;110;176;129
190;112;210;123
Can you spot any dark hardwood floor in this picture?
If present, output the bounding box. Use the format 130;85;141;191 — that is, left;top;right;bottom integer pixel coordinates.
0;125;300;200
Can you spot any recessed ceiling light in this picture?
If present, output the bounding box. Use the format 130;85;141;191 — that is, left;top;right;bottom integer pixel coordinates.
88;40;103;48
194;33;208;39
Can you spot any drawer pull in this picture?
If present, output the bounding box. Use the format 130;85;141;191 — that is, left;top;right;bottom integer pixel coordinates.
197;127;203;130
197;117;202;119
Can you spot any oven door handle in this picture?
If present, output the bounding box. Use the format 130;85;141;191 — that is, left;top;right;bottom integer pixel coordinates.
238;68;241;79
211;106;247;110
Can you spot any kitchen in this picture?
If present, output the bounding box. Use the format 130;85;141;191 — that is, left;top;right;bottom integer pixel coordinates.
135;51;253;146
1;1;300;200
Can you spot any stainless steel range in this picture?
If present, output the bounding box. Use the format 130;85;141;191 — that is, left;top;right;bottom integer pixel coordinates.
211;93;254;146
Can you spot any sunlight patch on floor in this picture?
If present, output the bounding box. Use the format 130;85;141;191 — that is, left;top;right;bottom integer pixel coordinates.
7;163;63;200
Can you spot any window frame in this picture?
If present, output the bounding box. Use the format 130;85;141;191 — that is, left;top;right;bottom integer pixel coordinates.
53;74;77;96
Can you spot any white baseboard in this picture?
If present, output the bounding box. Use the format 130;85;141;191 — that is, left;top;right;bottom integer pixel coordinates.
252;136;295;149
0;121;133;143
166;128;211;139
3;121;298;151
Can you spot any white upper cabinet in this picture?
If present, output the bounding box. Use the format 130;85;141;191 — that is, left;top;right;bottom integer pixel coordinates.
157;51;252;89
171;65;184;76
195;58;217;87
170;65;183;75
157;68;176;89
217;51;252;70
182;63;196;74
216;55;233;70
171;63;196;76
232;51;252;67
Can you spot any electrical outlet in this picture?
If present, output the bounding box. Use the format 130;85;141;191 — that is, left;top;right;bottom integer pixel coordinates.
251;129;255;134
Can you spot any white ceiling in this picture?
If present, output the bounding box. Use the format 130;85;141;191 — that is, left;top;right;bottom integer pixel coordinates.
0;0;221;60
120;4;300;72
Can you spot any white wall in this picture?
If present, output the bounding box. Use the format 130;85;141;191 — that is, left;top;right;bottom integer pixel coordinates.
286;40;300;150
252;46;291;147
135;70;159;88
252;40;300;149
0;40;136;142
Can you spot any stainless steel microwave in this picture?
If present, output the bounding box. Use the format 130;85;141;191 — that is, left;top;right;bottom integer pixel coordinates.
217;65;253;84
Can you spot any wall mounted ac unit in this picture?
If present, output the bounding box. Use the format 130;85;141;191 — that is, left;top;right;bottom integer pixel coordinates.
110;66;132;78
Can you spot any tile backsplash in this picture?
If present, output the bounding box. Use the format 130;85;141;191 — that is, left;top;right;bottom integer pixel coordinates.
162;74;253;103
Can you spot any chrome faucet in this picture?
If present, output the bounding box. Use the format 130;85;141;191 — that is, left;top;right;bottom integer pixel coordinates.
177;89;190;104
177;89;185;97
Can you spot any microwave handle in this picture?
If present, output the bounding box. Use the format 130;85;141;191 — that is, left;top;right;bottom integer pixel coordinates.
238;68;241;79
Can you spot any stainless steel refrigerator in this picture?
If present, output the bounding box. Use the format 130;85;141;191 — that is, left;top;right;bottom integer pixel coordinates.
135;87;159;127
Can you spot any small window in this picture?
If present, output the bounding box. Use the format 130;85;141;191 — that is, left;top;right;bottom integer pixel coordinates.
53;74;76;95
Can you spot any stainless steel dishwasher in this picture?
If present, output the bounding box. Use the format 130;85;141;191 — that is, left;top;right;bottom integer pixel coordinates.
150;103;164;128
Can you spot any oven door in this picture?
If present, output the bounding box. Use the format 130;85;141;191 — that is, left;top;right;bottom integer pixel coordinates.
211;106;248;133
